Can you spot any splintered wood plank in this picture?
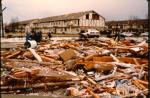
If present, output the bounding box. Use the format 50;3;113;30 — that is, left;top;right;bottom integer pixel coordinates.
93;56;148;64
28;48;43;62
59;49;76;61
1;82;75;91
93;56;113;62
5;51;22;59
84;54;98;61
40;55;55;62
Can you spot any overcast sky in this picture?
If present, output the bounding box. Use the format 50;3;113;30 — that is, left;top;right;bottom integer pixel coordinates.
2;0;148;23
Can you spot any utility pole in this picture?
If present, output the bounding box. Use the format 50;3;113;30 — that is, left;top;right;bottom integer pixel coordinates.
147;0;150;98
0;0;2;37
0;0;6;37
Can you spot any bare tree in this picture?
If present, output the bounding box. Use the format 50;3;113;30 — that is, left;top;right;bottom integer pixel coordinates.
129;15;139;20
128;15;140;32
145;13;148;19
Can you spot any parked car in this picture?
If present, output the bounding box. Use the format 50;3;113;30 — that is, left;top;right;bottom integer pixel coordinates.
82;29;100;38
141;32;148;37
122;32;134;37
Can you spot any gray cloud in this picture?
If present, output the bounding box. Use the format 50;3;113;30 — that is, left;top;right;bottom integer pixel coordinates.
2;0;148;23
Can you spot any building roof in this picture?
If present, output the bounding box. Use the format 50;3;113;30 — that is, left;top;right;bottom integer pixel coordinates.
17;19;39;25
38;10;105;23
106;19;148;26
6;19;39;28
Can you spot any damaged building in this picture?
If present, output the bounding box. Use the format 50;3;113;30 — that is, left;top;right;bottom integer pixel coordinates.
5;19;39;33
106;19;148;33
5;10;105;34
35;10;105;34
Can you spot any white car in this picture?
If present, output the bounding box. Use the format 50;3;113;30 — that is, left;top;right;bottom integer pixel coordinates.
82;29;100;38
141;32;148;37
122;32;133;37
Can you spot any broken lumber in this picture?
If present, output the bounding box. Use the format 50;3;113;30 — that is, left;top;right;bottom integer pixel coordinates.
94;63;114;73
85;76;97;85
23;51;34;59
40;55;55;62
110;54;119;62
86;87;100;98
10;71;29;78
59;49;76;61
95;74;115;82
28;48;42;62
93;56;148;64
84;54;98;61
137;80;148;85
5;51;22;59
1;82;76;91
132;80;146;90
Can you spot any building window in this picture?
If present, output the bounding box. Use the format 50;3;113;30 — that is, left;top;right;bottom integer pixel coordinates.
65;28;67;31
86;14;89;19
143;25;147;28
108;26;111;29
112;26;115;28
74;21;77;25
92;14;99;20
140;25;143;29
76;28;79;32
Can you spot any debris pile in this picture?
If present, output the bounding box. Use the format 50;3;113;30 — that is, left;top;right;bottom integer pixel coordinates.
1;38;148;98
